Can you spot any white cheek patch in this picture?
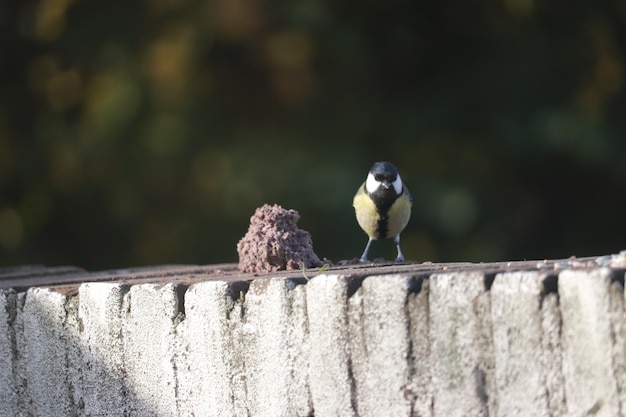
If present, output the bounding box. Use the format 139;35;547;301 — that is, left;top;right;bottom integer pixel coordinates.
365;173;380;194
393;175;403;195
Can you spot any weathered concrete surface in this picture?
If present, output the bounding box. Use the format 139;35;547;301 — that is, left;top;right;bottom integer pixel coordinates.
175;281;231;416
429;271;494;417
490;272;551;417
175;280;248;417
306;274;355;417
406;277;433;417
0;290;20;417
124;283;182;417
559;268;624;417
20;288;79;416
243;278;311;417
1;261;626;416
78;283;129;416
541;288;567;417
348;275;415;417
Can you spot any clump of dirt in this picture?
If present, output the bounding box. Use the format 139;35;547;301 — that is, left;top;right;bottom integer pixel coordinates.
237;204;323;273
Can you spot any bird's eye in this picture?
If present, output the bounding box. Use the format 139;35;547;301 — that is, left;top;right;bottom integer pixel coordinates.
374;174;384;181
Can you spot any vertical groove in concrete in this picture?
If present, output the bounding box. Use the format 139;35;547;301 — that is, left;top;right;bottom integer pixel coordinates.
0;290;19;417
559;268;623;417
540;287;566;416
475;274;497;416
10;292;27;416
610;276;626;414
285;281;314;416
406;277;433;417
65;293;83;416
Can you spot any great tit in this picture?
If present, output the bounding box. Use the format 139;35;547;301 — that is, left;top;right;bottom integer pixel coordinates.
353;161;412;262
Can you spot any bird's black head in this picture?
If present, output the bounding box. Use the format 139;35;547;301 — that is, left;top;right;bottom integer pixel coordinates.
366;161;403;196
370;162;399;183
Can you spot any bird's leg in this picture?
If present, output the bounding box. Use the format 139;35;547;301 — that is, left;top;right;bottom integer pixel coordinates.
360;237;374;262
394;235;405;262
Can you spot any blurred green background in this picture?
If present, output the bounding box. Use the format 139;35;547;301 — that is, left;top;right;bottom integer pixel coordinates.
1;0;625;270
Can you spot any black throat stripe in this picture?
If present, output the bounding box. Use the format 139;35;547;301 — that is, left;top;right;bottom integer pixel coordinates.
368;185;400;239
376;217;389;239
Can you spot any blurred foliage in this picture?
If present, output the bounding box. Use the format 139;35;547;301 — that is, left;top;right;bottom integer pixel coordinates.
1;0;626;269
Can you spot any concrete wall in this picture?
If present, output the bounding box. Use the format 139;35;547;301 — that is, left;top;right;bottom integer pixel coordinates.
1;265;625;416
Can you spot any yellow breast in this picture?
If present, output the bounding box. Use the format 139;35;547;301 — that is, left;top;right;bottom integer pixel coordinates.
353;182;412;239
386;193;411;237
353;184;380;238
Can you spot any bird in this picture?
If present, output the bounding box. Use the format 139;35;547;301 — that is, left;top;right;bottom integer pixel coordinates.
353;161;412;262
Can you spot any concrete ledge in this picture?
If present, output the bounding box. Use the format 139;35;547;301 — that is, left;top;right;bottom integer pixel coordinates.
1;258;625;416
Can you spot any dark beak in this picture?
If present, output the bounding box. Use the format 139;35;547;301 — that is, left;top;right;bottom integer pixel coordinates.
381;181;391;189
